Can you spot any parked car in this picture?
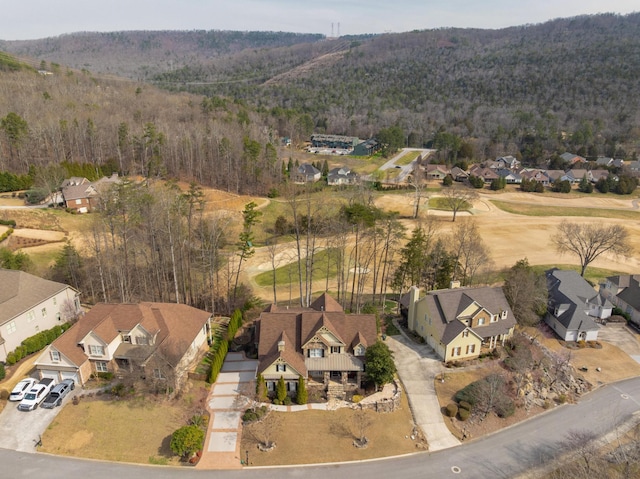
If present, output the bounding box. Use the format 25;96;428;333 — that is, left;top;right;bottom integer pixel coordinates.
9;378;37;402
18;384;49;411
41;381;72;408
60;378;75;391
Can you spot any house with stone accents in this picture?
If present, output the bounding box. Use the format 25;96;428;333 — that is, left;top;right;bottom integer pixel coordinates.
405;285;516;362
254;293;377;399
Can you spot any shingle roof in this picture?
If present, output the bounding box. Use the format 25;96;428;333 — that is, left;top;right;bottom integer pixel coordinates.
546;269;609;332
0;269;76;325
420;286;516;346
256;293;377;376
607;275;640;311
47;302;210;368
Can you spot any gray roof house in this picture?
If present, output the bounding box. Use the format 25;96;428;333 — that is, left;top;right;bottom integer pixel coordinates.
545;269;612;341
406;285;516;362
599;275;640;327
0;269;81;362
327;166;358;186
294;164;322;183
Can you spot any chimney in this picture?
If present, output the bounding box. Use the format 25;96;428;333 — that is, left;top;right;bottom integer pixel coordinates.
277;340;285;352
407;286;419;332
450;280;461;289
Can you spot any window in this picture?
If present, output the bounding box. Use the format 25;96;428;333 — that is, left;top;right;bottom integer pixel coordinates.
466;344;476;354
477;317;485;326
451;346;461;357
331;346;341;354
95;361;108;373
267;381;275;392
491;314;498;323
354;345;365;356
75;199;82;205
27;310;36;322
122;335;131;343
41;307;47;317
501;310;507;319
50;351;60;362
89;345;105;356
276;363;286;372
309;348;323;358
153;369;165;380
462;330;469;338
287;381;297;392
6;321;16;335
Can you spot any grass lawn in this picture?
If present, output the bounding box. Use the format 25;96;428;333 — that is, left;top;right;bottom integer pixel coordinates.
490;200;640;220
395;151;421;166
528;264;624;286
240;392;421;466
254;248;339;287
40;384;210;465
429;197;472;211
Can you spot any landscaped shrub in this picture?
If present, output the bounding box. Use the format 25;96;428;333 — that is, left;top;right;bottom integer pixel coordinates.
4;323;71;365
458;408;471;421
276;376;287;403
495;398;515;418
0;388;8;400
446;403;459;417
242;405;268;423
0;227;14;243
0;362;5;381
296;376;307;405
97;372;114;381
170;425;205;459
577;340;587;348
352;395;363;403
283;396;292;406
458;401;472;412
0;219;17;227
256;373;267;401
556;394;567;404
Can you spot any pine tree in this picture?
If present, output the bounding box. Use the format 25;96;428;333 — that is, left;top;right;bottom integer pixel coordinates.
296;376;307;405
276;376;287;403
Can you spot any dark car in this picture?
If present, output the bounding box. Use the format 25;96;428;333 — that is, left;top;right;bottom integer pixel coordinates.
41;381;72;409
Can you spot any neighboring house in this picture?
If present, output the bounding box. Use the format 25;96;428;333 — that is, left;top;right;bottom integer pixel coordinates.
521;169;551;186
596;157;614;167
599;275;640;326
544;269;612;341
35;302;212;389
404;285;516;362
425;164;450;180
495;155;521;170
545;170;565;183
60;173;121;213
311;134;360;150
450;166;468;182
327;166;358;186
0;269;81;362
294;164;322;183
470;166;499;183
560;152;587;165
561;169;589;184
255;293;377;398
495;168;522;184
589;170;611;183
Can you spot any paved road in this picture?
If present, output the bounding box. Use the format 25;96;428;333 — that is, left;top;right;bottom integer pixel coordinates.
2;376;640;478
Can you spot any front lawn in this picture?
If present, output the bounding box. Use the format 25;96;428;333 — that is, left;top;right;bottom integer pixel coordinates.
40;383;210;464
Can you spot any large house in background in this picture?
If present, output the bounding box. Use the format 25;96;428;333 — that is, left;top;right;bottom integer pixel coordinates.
544;269;612;341
0;269;81;362
35;302;212;389
60;173;120;213
255;293;377;399
405;285;516;362
599;275;640;327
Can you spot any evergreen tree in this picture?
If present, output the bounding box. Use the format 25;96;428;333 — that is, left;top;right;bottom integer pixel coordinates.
296;376;307;405
276;376;287;403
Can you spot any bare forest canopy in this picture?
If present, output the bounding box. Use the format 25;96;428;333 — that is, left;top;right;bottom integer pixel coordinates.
1;13;640;196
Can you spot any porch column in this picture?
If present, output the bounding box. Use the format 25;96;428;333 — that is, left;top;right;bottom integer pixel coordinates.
323;371;329;386
341;372;347;386
357;371;362;387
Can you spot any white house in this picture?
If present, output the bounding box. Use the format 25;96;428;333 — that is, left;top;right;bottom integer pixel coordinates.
0;269;81;362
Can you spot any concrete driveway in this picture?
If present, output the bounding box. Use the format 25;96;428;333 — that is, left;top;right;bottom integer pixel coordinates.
385;323;460;451
597;322;640;362
0;384;75;452
198;352;257;469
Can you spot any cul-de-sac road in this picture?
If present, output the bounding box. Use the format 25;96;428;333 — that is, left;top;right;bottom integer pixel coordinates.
3;375;640;479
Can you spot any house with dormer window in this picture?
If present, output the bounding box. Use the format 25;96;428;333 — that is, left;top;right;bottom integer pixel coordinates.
405;285;516;362
255;293;377;399
35;302;212;390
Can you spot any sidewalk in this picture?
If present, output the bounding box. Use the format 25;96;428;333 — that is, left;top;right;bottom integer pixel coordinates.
385;322;460;451
197;352;257;469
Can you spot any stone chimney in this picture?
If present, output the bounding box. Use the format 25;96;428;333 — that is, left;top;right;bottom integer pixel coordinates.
407;286;420;332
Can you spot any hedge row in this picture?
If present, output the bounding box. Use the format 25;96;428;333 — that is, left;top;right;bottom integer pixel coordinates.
5;323;72;365
0;219;16;227
207;309;243;383
0;227;14;243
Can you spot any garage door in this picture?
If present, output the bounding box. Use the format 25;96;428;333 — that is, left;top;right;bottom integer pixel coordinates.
60;371;78;384
39;370;59;381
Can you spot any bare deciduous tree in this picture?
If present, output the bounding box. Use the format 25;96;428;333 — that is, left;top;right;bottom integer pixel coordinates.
440;184;478;222
552;221;630;277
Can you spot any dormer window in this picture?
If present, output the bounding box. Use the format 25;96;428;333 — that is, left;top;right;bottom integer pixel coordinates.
354;345;365;356
331;346;341;354
122;335;131;343
50;351;60;362
501;310;507;319
276;363;286;372
89;345;105;356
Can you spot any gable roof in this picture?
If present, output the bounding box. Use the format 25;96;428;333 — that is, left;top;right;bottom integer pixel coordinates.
48;302;210;368
256;294;377;375
419;286;516;345
0;269;76;325
607;274;640;311
546;269;609;332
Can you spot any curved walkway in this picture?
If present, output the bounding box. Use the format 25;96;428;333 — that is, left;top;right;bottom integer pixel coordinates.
385;323;460;451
